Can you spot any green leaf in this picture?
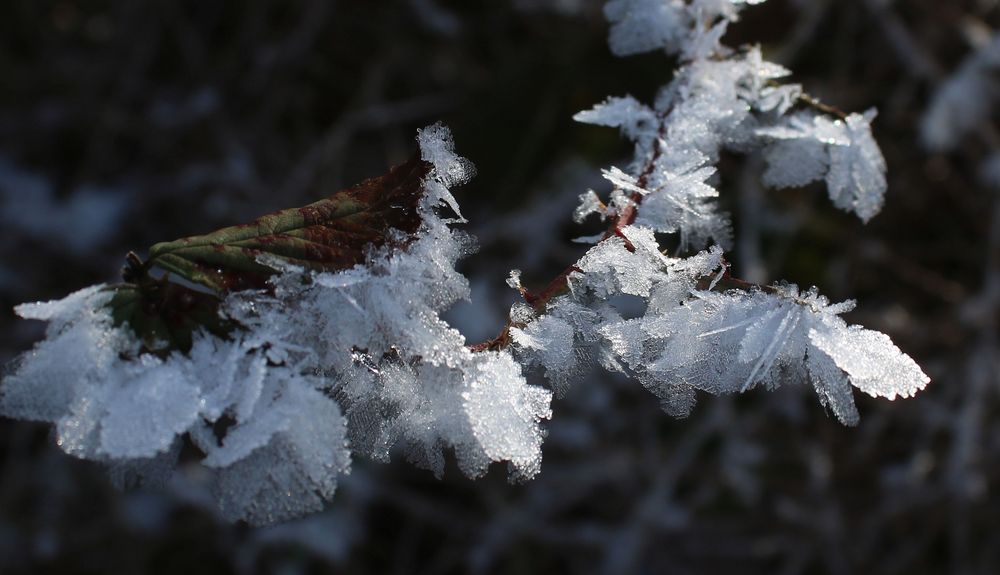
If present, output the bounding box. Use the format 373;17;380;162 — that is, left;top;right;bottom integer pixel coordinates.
107;282;236;355
143;155;431;293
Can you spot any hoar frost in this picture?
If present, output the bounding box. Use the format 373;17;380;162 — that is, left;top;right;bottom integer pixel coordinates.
1;0;928;525
1;125;551;525
514;0;923;424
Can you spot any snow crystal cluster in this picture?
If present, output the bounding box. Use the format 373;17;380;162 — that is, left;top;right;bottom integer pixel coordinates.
1;125;551;525
0;0;928;526
512;0;925;422
511;228;927;424
579;5;888;228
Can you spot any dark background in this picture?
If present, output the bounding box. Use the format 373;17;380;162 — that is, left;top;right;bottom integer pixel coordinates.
0;0;998;573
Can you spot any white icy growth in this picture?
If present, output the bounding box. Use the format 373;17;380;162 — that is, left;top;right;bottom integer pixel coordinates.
510;234;727;396
825;110;887;223
604;0;766;59
758;110;887;222
573;189;606;224
574;225;673;299
1;281;350;525
0;124;551;524
757;113;848;188
509;225;921;429
606;284;928;426
922;34;1000;152
573;96;658;149
581;16;892;240
575;47;826;249
508;201;926;424
634;147;730;250
511;310;580;394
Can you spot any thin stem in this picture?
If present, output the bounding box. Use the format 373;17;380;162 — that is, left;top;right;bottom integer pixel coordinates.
796;91;850;121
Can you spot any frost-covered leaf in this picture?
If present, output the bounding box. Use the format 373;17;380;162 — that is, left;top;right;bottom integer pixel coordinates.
511;314;578;393
808;324;929;400
607;283;927;423
647;245;725;312
98;355;202;458
213;380;350;525
760;140;828;188
757;110;888;222
757;113;844;188
826;110;887;223
805;346;859;426
464;352;552;480
2;285;124;425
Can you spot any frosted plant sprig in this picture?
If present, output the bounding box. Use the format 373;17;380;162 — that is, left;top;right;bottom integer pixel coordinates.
491;0;922;416
1;0;928;526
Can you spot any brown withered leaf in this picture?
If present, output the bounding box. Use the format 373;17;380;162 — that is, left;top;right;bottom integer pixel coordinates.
112;155;432;353
141;155;431;293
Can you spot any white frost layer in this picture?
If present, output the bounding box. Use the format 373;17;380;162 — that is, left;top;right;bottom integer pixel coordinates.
2;283;352;525
758;110;887;222
577;31;891;247
509;226;927;426
1;124;551;525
